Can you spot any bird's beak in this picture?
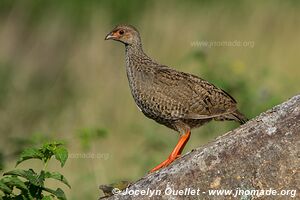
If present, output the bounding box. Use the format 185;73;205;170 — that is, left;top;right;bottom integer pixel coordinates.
105;32;116;40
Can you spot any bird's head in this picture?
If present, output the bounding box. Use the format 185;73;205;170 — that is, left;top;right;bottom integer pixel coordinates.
105;24;141;46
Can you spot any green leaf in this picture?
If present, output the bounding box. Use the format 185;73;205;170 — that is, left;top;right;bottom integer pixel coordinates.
44;171;70;188
43;142;58;152
16;148;43;166
42;196;52;200
42;142;63;151
18;192;35;200
43;187;66;200
39;142;66;165
4;169;43;187
0;179;12;193
54;147;68;167
1;176;27;191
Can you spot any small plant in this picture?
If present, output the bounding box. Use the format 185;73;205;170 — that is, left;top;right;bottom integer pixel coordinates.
0;141;70;200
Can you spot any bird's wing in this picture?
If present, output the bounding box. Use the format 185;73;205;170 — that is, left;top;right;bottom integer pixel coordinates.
140;66;237;120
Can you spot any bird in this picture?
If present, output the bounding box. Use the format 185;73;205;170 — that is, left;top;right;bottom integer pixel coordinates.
105;24;247;173
99;180;131;199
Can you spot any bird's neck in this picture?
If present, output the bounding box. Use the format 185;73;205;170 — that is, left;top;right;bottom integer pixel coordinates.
125;44;145;59
125;44;150;69
124;43;155;88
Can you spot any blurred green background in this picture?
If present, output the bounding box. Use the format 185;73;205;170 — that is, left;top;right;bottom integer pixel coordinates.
0;0;299;199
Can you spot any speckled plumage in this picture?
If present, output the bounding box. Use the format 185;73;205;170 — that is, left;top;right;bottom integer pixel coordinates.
106;24;247;134
105;24;248;172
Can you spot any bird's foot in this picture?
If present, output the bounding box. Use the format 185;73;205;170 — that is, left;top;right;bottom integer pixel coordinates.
149;130;191;173
149;154;180;173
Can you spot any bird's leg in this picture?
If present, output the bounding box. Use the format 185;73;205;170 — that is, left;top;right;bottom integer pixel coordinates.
150;130;191;173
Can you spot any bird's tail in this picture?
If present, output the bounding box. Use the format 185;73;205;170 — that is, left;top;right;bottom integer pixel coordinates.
231;110;248;125
214;110;248;125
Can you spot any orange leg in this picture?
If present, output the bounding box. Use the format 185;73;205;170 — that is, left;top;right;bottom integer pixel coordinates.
150;130;191;173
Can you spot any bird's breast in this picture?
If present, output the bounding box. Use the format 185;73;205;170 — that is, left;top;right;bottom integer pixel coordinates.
125;66;147;108
125;66;159;117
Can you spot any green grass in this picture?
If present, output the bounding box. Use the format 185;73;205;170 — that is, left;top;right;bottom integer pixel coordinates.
0;1;299;199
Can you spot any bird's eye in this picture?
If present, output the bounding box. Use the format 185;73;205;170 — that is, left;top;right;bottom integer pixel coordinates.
119;30;125;35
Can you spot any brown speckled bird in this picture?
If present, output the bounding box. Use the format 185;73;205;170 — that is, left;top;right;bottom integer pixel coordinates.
105;25;247;172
